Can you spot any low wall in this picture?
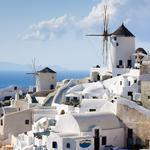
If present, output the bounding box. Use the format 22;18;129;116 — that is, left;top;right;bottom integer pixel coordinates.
117;98;150;146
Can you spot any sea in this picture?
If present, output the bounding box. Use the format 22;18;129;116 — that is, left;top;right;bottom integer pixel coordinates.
0;71;89;89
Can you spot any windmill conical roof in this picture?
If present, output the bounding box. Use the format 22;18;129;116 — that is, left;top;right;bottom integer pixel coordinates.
112;24;135;37
38;67;56;73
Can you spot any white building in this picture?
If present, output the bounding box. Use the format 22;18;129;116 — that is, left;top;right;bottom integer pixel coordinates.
65;82;109;101
90;67;112;82
36;67;57;92
103;69;140;100
79;99;116;114
47;112;125;150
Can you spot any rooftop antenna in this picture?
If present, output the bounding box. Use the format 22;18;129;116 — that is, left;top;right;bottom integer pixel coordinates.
86;1;111;65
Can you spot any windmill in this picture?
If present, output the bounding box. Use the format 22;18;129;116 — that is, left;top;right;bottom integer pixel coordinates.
26;58;40;85
86;3;111;65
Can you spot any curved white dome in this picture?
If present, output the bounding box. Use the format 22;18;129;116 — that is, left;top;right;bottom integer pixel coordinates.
55;112;122;133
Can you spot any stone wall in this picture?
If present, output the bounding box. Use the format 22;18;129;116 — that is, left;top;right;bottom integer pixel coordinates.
117;102;150;148
141;81;150;109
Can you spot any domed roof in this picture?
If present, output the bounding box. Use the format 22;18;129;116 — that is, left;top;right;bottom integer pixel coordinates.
111;23;135;37
55;112;122;133
73;112;122;132
135;47;147;55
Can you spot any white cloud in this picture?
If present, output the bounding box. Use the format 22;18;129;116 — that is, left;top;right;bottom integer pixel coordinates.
123;18;131;25
22;0;125;41
29;15;75;31
79;0;125;28
22;15;76;41
22;30;55;41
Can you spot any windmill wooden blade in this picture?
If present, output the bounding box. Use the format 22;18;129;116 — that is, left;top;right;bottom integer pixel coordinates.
26;73;35;74
102;37;105;64
26;72;38;75
32;58;36;73
86;33;111;36
105;39;108;62
106;14;109;32
102;3;110;65
86;34;104;36
26;57;39;88
85;1;110;65
103;5;107;32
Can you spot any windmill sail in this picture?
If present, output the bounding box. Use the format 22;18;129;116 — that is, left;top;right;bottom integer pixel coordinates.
86;3;111;65
26;58;39;77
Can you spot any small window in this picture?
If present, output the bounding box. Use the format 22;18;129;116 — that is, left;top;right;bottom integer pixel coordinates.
97;74;100;81
73;97;78;100
127;60;132;68
117;74;121;76
128;91;133;97
0;120;3;126
38;135;42;139
93;96;98;99
148;96;150;99
102;136;107;145
120;81;122;85
25;120;29;125
111;100;114;103
114;37;117;41
50;84;54;90
60;110;65;115
128;81;131;86
128;91;133;101
52;141;57;148
134;80;137;83
89;109;96;112
119;60;123;66
116;43;119;46
66;97;70;101
66;143;70;148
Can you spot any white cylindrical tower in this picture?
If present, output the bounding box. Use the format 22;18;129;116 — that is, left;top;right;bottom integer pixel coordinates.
108;24;135;73
36;67;56;92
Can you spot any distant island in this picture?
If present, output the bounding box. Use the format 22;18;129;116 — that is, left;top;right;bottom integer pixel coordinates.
0;62;67;72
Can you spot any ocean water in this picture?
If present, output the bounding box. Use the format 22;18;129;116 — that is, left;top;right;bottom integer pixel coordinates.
0;71;89;89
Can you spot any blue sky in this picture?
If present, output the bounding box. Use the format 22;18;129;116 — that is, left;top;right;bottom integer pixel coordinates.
0;0;150;70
